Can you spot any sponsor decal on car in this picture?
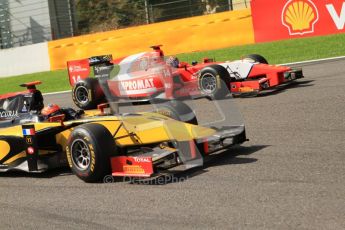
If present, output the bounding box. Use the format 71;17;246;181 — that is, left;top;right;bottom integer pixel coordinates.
119;78;157;95
67;59;91;85
25;136;32;144
0;111;18;119
123;165;146;174
111;156;154;177
22;128;35;135
133;157;151;163
65;146;73;168
69;65;89;73
27;147;35;155
156;109;173;117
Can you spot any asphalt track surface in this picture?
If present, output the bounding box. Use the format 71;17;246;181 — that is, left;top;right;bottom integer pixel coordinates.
1;59;344;230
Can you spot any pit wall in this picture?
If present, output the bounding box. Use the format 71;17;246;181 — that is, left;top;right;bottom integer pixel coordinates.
0;43;50;77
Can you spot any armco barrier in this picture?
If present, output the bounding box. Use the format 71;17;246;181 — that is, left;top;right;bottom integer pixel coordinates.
48;9;254;70
251;0;345;42
0;43;50;78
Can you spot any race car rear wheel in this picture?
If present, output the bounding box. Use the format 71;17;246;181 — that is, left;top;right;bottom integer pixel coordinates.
72;78;104;110
67;123;116;183
154;100;198;125
198;65;230;99
244;54;268;64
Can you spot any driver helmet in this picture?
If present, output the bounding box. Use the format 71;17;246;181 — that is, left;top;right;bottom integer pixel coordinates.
41;104;61;117
151;52;165;66
166;56;180;68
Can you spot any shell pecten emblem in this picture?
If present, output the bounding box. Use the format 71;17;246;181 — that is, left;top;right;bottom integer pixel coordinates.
282;0;319;35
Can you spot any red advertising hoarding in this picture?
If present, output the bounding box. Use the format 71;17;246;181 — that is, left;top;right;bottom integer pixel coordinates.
251;0;345;42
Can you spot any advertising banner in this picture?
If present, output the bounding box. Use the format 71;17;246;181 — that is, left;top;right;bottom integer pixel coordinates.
48;9;254;70
251;0;345;42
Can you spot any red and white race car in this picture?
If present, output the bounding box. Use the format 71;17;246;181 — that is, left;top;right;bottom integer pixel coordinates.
67;46;304;109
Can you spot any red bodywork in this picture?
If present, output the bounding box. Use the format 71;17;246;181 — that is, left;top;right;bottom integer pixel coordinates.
230;64;295;94
67;47;303;99
111;156;154;177
110;140;209;178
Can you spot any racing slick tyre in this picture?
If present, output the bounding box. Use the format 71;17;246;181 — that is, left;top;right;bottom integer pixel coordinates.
244;54;268;64
155;100;198;125
67;123;116;183
198;65;230;99
72;78;104;110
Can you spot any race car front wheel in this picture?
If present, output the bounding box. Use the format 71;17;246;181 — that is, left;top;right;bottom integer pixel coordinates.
67;123;116;183
154;100;198;125
198;65;230;99
243;54;268;64
72;78;104;110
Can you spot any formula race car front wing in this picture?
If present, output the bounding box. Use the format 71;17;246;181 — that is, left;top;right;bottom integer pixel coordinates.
110;125;246;177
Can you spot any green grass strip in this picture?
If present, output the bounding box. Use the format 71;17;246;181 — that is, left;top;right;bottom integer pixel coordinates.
1;33;345;94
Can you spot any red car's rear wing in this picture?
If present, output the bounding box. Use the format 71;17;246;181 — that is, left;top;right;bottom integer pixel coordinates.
67;55;113;86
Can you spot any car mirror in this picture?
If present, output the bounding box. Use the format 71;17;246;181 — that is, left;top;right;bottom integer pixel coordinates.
48;114;65;125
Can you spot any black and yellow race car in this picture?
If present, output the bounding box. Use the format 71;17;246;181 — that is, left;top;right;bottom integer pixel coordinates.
0;92;246;182
0;81;44;118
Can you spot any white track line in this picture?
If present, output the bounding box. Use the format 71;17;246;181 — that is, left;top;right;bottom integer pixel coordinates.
43;90;71;96
44;55;345;96
281;55;345;66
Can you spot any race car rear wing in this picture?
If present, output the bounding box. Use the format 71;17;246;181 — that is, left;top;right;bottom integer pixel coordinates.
0;81;44;115
67;55;114;86
19;81;42;90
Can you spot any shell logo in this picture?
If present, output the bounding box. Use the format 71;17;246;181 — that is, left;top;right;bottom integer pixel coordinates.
282;0;319;35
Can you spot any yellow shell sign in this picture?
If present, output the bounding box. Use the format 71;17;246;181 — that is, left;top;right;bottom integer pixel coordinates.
48;9;254;70
282;0;319;35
